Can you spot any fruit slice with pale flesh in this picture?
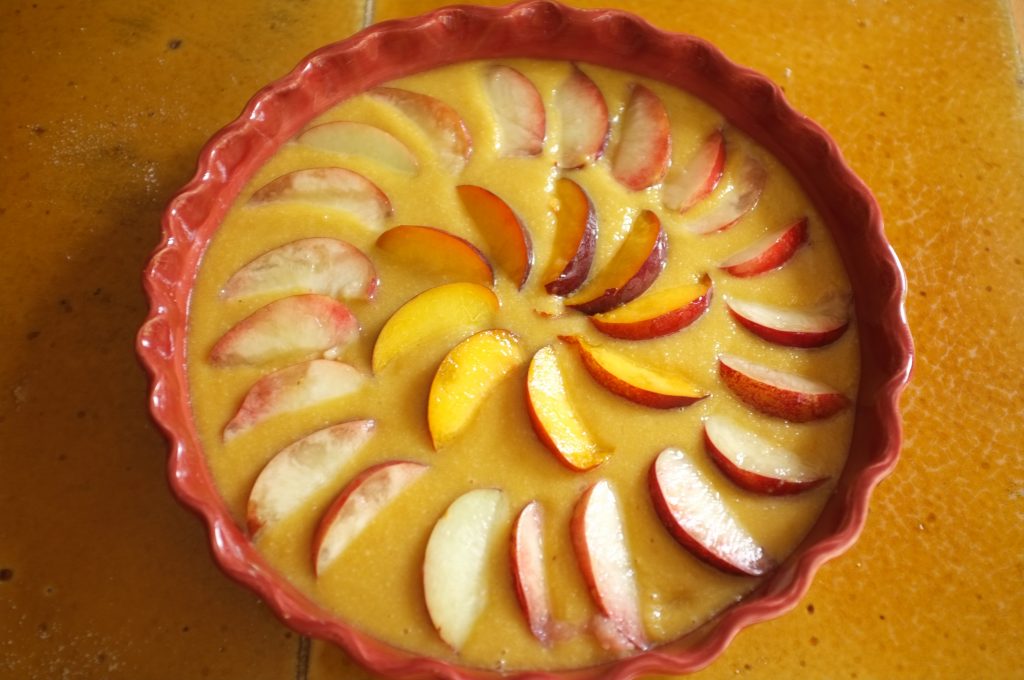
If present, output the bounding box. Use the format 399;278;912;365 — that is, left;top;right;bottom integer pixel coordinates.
376;225;494;287
526;345;609;471
296;121;418;174
718;353;849;422
650;448;775;576
224;360;367;441
560;335;706;409
485;65;546;157
248;167;392;231
611;84;671;190
726;295;848;348
457;185;534;289
543;177;598;296
685;155;767;234
662;129;726;212
246;419;375;535
589;274;712;340
371;282;498;373
210;295;359;366
369;87;472;173
428;329;526;450
220;238;377;302
555;65;609;169
424;488;507;650
565;210;667;315
312;460;428;576
719;218;808;277
703;416;828;495
572;480;648;651
511;501;556;645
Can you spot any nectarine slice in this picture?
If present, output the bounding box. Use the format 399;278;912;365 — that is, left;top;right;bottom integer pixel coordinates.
589;274;712;340
220;238;377;302
485;65;546;157
376;225;494;287
296;121;418;174
685;155;766;235
371;282;498;373
611;83;671;190
423;488;507;650
543;178;597;296
561;335;706;409
248;167;392;231
565;209;667;315
210;294;359;366
719;218;808;277
457;184;534;289
428;329;525;450
718;353;849;422
662;129;726;212
224;360;367;442
726;295;848;347
526;346;609;471
555;65;609;169
511;501;556;645
650;448;775;576
246;419;375;535
312;460;428;575
369;87;472;173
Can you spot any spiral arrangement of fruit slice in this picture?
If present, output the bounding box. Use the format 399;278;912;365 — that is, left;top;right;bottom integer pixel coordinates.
201;62;855;657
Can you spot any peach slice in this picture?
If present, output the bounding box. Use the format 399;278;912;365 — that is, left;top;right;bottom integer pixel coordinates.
662;129;726;212
511;501;555;645
246;419;375;535
685;155;767;234
369;87;472;173
565;209;667;315
457;185;534;289
703;416;828;495
221;238;377;302
560;335;706;409
543;177;598;296
376;225;494;287
423;488;507;651
526;345;609;471
210;295;359;366
312;460;428;576
726;295;848;348
371;282;498;373
555;65;609;169
571;480;648;651
649;447;775;576
428;329;525;450
224;360;367;441
611;83;671;190
248;167;392;231
485;65;546;157
589;274;713;340
295;121;418;174
719;217;809;277
718;353;849;422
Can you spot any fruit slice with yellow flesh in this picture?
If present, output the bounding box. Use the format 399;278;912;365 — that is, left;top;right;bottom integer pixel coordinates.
428;329;526;450
565;209;667;315
526;345;609;471
376;225;494;287
542;177;597;296
456;184;534;289
560;336;706;409
372;282;499;373
589;274;712;340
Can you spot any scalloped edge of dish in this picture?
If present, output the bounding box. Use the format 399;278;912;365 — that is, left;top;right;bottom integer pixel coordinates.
136;2;914;678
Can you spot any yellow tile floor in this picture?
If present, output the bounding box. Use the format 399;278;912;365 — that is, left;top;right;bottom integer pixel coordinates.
1;1;1021;678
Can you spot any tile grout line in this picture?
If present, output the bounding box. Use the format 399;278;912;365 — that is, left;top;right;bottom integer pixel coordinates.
295;635;311;680
362;0;376;29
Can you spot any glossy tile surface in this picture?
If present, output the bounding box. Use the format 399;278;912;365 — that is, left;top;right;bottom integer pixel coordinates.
2;0;1022;678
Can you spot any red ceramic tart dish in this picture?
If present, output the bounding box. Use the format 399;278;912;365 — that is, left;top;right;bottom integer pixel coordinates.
137;2;913;678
